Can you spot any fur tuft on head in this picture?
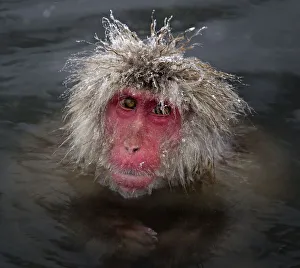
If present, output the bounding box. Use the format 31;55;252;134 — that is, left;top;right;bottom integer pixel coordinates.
63;11;249;187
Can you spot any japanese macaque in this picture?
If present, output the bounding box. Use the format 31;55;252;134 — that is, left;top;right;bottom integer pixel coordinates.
62;12;249;199
11;13;286;266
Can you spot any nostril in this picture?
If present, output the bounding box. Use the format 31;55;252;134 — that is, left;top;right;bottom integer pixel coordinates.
132;147;139;153
125;146;140;153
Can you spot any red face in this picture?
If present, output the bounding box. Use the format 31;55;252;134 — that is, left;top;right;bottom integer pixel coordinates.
105;88;181;196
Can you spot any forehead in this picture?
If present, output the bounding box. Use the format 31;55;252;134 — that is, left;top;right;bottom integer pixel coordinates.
115;88;169;103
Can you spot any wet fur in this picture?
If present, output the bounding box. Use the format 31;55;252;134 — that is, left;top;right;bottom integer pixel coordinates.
62;12;249;191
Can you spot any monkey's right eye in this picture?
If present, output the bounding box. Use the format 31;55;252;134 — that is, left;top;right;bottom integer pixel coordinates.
120;97;137;110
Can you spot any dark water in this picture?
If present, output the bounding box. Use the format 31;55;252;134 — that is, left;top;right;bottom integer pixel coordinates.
1;0;300;267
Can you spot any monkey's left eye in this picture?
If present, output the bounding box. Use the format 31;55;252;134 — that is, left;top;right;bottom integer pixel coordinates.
120;97;137;110
152;103;171;116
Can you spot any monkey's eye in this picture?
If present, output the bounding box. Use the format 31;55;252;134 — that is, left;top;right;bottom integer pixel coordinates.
120;97;137;110
152;103;171;116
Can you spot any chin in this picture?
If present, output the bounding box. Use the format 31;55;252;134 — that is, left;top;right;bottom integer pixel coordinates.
98;169;165;198
114;184;153;199
111;172;155;198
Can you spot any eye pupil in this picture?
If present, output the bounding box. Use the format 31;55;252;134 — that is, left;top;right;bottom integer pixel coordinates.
153;104;171;115
121;97;137;110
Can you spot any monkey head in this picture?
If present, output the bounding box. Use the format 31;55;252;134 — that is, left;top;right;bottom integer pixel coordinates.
63;12;248;198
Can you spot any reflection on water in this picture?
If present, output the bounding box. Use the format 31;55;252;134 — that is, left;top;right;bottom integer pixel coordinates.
1;0;300;267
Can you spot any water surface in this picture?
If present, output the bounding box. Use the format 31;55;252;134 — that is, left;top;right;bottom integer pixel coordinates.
1;0;300;267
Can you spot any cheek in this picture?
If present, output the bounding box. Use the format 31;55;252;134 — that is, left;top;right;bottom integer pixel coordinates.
151;116;182;146
105;104;128;140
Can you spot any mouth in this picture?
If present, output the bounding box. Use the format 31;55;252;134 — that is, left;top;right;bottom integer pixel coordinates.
111;170;155;190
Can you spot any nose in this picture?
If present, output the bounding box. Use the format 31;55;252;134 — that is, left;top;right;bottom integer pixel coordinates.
123;115;144;154
124;136;141;154
125;144;140;153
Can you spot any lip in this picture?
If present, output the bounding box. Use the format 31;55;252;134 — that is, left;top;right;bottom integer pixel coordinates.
112;172;154;190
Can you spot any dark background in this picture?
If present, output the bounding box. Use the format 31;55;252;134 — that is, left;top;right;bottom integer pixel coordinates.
0;0;300;267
